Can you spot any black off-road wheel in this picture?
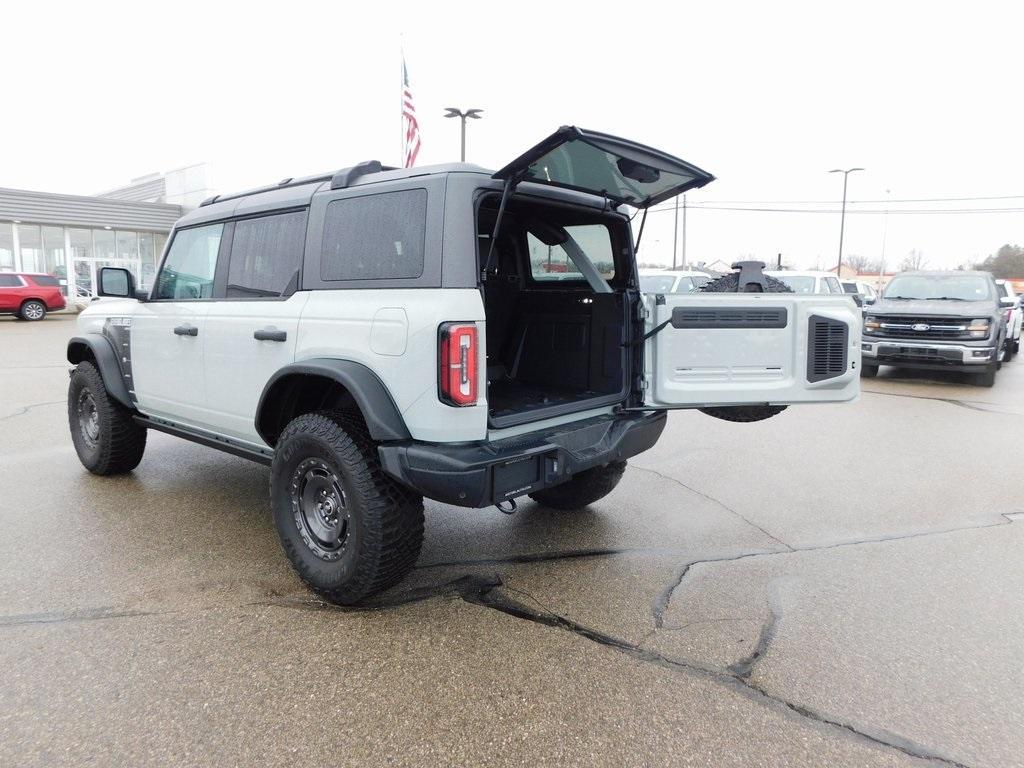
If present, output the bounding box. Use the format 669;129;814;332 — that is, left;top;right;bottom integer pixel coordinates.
861;364;879;378
270;411;424;604
528;461;627;510
68;360;147;474
696;269;793;422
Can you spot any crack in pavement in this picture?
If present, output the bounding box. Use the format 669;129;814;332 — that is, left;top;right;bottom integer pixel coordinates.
651;515;1014;631
0;399;64;422
630;464;793;551
728;579;784;680
0;606;169;628
863;388;1022;416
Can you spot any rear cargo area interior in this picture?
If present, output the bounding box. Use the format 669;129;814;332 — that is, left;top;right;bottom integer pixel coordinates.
478;195;631;428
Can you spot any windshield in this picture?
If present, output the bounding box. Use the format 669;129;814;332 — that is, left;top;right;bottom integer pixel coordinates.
527;224;615;282
884;275;993;301
773;275;816;294
640;275;676;293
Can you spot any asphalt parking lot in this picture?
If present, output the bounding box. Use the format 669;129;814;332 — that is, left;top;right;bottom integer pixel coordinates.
2;315;1022;768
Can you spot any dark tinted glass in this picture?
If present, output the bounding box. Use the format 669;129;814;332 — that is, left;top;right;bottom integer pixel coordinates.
321;190;426;281
227;211;307;298
31;275;60;286
0;274;22;286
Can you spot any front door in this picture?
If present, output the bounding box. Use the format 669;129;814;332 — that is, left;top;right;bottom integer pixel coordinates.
642;292;861;408
201;209;309;445
131;222;224;428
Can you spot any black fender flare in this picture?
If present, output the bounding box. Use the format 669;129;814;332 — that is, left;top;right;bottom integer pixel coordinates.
67;334;133;409
256;359;411;445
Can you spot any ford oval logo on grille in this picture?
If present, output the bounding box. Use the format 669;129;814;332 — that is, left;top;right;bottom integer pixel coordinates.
912;323;930;331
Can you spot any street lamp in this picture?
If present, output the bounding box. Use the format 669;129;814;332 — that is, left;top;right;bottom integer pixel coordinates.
444;107;483;162
829;167;864;277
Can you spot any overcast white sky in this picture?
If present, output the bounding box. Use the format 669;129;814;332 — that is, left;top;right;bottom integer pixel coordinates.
2;0;1022;270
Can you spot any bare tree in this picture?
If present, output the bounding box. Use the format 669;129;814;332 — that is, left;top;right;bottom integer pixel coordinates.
899;249;927;272
844;254;881;273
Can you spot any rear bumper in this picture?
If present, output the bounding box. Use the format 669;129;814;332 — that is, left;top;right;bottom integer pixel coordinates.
378;410;667;508
861;339;996;371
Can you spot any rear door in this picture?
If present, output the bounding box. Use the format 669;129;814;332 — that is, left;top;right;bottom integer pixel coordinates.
641;292;860;408
493;127;714;208
202;209;310;445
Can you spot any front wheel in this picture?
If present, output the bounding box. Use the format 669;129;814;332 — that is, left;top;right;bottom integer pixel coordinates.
68;361;147;474
270;411;424;604
528;461;627;510
974;364;997;388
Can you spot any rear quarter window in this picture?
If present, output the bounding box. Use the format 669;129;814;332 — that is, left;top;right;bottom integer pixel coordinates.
29;275;60;287
320;189;427;281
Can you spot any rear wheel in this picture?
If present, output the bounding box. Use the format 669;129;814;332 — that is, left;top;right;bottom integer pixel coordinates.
860;364;879;378
20;300;46;321
528;461;627;510
1004;338;1016;362
68;361;147;474
270;411;424;604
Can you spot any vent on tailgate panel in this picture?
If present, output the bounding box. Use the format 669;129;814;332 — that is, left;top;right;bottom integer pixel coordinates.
807;315;849;382
670;307;787;329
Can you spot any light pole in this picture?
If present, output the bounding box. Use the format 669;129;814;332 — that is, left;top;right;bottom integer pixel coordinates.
443;107;483;162
829;167;864;278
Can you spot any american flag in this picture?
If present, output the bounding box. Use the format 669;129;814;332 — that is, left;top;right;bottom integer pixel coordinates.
402;57;421;168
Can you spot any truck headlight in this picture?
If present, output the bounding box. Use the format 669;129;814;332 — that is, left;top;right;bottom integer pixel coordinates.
967;319;991;338
864;316;880;334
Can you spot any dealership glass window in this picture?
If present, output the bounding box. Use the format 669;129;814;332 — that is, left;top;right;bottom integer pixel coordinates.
0;222;13;270
17;224;43;273
41;226;66;282
139;232;157;288
116;230;139;261
93;229;116;261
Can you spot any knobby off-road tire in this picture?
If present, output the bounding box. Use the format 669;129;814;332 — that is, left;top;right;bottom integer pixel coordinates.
696;270;793;422
528;460;627;510
270;411;424;604
68;361;147;474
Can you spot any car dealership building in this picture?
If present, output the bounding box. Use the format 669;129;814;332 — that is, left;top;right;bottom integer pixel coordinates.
0;164;210;300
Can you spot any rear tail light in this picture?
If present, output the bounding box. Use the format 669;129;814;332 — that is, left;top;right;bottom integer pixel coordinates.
438;322;478;407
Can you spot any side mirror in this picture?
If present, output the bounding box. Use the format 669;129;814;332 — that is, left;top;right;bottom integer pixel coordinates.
863;295;876;305
98;267;136;298
999;296;1015;307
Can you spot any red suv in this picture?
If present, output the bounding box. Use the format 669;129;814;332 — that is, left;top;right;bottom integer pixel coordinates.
0;273;67;321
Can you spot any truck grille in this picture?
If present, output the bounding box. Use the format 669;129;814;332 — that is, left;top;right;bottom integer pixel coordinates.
871;315;970;340
807;315;848;382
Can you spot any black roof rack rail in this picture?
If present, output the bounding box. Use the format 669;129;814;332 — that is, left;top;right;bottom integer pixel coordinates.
199;161;395;207
330;160;396;190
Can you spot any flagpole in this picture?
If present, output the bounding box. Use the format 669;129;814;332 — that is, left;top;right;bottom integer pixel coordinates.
399;49;404;167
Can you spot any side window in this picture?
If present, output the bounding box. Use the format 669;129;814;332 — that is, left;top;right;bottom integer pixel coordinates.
31;275;60;287
321;189;426;281
0;274;23;287
227;210;306;298
824;277;842;294
153;223;223;300
673;277;695;293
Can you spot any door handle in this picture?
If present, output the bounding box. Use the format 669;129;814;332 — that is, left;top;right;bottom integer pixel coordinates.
254;328;287;342
173;324;199;337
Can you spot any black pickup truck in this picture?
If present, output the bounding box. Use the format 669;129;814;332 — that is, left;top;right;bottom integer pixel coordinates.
861;271;1012;386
